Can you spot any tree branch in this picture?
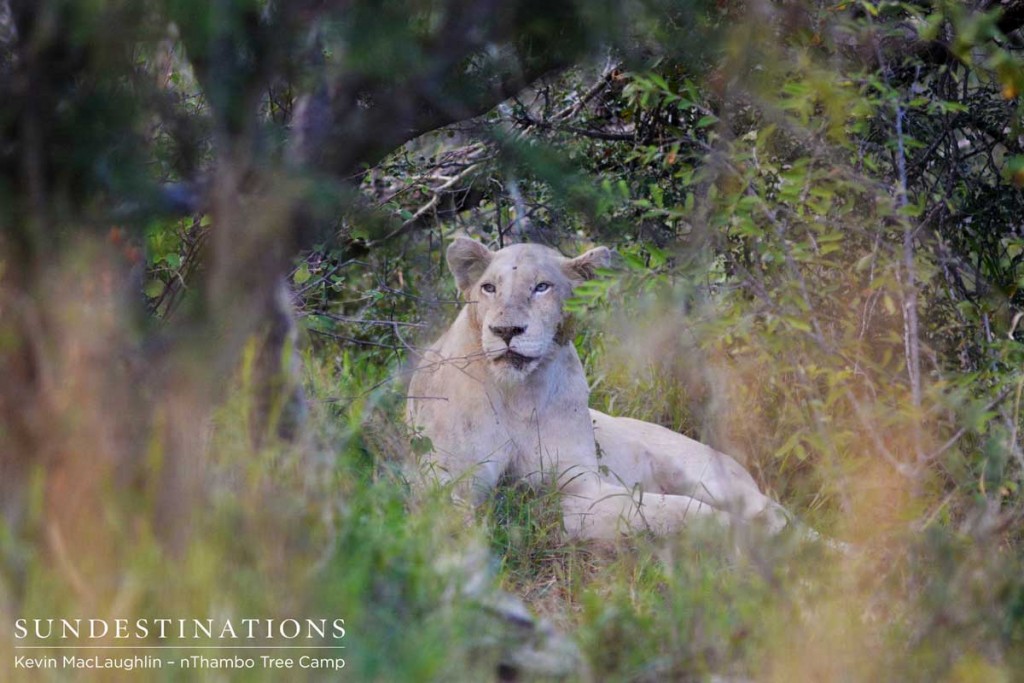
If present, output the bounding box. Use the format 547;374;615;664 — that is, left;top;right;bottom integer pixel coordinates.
288;1;578;182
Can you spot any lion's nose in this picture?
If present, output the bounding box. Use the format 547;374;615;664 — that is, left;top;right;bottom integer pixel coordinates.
489;325;526;345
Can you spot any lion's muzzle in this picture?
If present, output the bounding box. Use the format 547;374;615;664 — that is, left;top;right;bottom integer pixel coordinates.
489;325;526;344
493;350;536;370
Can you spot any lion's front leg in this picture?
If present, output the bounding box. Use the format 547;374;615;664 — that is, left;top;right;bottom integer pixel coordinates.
413;440;512;508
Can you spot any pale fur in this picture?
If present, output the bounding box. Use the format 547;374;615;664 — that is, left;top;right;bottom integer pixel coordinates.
407;238;789;540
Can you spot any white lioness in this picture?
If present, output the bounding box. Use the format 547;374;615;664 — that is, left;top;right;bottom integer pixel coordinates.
407;238;790;540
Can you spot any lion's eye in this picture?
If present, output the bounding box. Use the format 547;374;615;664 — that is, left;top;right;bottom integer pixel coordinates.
534;282;552;293
481;283;496;294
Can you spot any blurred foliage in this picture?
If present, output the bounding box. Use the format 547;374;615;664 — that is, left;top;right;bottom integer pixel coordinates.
4;0;1024;680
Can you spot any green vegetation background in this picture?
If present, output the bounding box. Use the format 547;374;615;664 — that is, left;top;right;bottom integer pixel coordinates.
2;1;1024;680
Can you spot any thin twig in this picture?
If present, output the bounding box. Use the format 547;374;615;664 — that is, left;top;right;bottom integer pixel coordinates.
307;311;426;327
553;59;618;121
307;327;426;351
920;385;1015;464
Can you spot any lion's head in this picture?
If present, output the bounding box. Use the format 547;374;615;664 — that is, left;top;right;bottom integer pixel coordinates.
446;238;610;382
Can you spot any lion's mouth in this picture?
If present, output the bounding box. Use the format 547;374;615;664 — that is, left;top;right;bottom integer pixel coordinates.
494;351;536;370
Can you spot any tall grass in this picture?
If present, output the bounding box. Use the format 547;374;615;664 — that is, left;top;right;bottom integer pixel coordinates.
3;237;1024;682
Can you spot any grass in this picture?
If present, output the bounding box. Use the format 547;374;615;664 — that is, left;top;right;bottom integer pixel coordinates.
3;294;1024;682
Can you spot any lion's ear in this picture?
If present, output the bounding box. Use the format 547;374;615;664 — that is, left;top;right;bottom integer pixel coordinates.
447;237;493;294
563;246;611;284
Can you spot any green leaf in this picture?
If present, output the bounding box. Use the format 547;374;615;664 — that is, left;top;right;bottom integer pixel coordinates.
144;280;164;298
776;430;805;458
784;316;812;333
410;435;434;456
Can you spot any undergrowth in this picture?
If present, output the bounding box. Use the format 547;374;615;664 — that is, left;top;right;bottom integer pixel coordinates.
5;289;1024;682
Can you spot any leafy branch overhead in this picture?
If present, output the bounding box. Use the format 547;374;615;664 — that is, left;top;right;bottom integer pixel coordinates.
3;0;1024;679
